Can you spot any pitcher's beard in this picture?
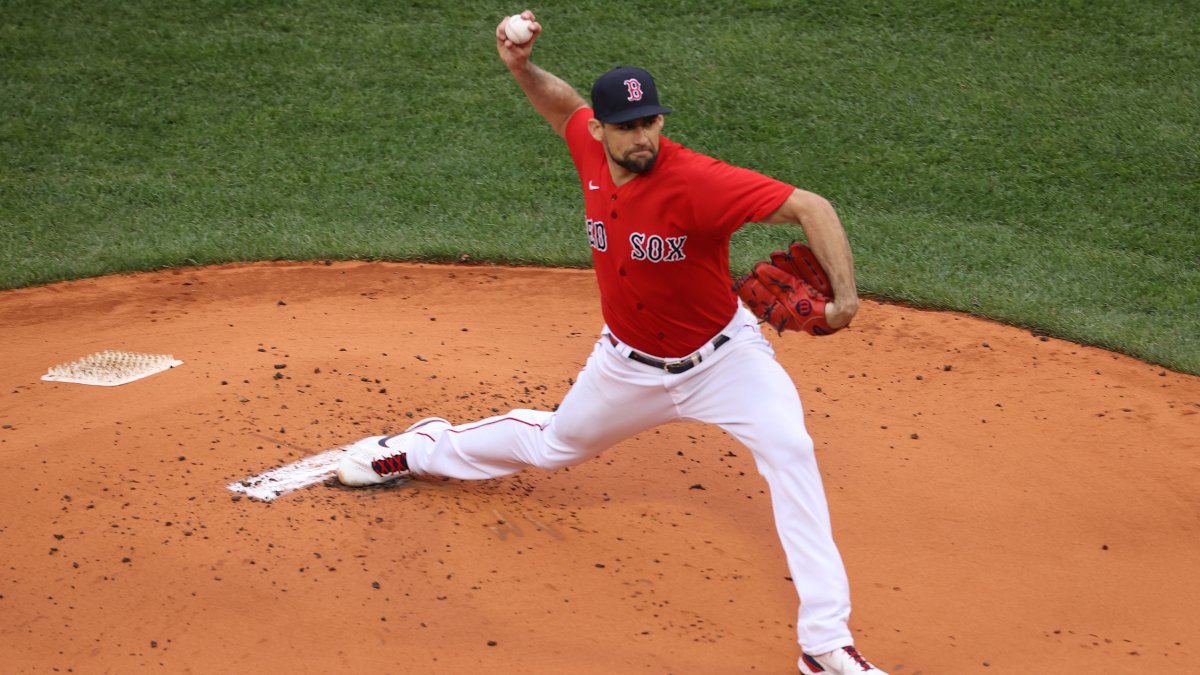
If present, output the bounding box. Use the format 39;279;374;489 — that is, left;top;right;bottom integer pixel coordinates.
615;151;658;174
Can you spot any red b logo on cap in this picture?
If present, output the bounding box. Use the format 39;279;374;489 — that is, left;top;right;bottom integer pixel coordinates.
623;78;644;102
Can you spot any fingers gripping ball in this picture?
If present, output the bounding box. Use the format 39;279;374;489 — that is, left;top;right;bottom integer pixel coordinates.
505;14;534;44
735;262;836;336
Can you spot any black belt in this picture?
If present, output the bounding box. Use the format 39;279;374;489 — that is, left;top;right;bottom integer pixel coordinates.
608;334;731;374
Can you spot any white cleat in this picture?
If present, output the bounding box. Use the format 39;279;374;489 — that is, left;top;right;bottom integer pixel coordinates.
798;646;888;674
335;417;450;487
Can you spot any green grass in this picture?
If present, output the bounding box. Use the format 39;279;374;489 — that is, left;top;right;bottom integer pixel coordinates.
2;1;1197;373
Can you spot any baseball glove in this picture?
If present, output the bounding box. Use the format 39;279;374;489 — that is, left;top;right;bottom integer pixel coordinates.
734;242;839;336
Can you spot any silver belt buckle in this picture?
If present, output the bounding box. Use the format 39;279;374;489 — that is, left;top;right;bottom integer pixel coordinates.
665;352;700;372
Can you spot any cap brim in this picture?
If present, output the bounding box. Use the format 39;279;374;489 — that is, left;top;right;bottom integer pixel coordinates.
595;106;672;124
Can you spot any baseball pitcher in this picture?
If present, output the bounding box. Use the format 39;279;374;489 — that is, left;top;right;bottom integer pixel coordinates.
337;11;888;675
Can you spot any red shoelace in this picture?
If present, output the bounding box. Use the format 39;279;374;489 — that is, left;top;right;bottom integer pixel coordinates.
371;453;408;476
842;646;871;670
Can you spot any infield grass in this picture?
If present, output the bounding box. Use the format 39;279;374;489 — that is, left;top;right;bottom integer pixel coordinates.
1;1;1197;373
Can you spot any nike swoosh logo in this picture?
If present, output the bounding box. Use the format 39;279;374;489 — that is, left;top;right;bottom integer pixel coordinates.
588;180;600;191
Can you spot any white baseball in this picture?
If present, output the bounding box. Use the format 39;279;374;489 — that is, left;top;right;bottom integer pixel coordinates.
504;14;533;44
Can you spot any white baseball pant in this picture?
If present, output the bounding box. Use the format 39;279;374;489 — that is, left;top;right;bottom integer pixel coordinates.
404;304;854;654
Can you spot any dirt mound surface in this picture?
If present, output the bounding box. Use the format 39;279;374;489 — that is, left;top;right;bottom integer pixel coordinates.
2;261;1196;673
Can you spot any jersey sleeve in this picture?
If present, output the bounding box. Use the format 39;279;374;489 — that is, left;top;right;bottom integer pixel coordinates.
564;107;597;183
687;154;795;238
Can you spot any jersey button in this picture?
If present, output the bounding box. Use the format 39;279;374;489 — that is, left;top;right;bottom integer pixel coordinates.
636;302;644;310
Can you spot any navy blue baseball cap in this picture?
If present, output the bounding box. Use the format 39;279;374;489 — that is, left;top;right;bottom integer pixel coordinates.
591;66;673;124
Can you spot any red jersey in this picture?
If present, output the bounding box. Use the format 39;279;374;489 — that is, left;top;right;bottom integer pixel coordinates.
564;107;794;357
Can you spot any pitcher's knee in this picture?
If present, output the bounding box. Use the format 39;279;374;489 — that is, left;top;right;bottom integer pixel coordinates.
753;432;816;471
535;428;606;470
532;444;597;470
537;422;609;466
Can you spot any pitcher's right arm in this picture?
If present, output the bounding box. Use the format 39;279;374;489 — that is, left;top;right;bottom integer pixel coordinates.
495;11;587;138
